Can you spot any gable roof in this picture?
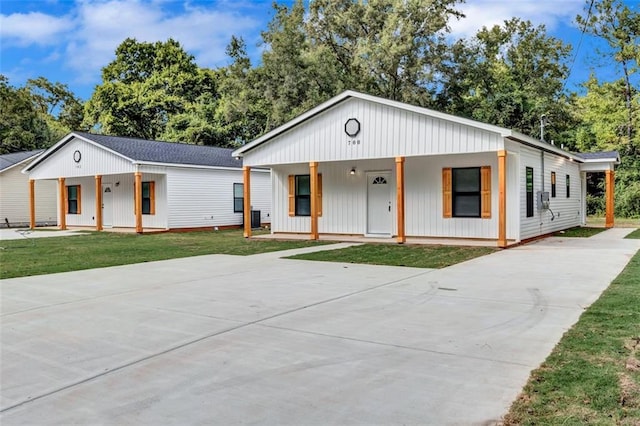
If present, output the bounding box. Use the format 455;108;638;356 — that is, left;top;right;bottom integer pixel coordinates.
25;132;242;172
232;90;584;162
0;150;44;173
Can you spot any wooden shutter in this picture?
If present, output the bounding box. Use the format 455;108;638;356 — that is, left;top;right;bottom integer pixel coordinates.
149;181;156;215
77;185;82;214
481;166;491;218
288;175;295;217
317;174;323;217
442;168;452;218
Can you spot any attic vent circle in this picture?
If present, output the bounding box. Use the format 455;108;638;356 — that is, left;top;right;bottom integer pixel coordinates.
345;118;361;137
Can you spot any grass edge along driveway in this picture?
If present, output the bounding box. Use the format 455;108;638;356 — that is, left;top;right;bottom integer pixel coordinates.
0;230;330;279
287;243;497;269
503;249;640;425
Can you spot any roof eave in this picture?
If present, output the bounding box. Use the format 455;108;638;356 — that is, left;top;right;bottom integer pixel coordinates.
3;153;41;174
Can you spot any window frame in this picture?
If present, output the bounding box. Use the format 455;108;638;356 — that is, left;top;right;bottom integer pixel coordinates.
66;185;81;215
551;171;556;198
526;167;534;218
233;183;244;213
141;181;155;215
452;167;481;218
294;174;311;217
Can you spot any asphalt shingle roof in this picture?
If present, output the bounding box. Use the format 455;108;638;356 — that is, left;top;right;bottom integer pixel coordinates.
575;151;620;160
75;132;242;168
0;150;44;172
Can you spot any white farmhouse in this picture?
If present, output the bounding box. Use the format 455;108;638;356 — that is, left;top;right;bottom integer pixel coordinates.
0;150;57;228
24;133;271;232
233;91;618;247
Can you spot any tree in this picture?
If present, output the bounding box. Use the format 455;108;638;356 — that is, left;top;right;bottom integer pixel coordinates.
437;18;573;143
27;76;85;140
307;0;463;105
577;0;639;148
84;38;206;141
574;75;640;217
0;75;51;154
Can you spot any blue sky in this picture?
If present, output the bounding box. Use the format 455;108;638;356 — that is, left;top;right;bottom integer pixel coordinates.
0;0;632;100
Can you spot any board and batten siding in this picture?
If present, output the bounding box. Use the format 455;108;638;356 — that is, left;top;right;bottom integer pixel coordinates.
519;146;582;240
166;168;271;229
28;137;135;180
272;153;517;240
243;98;504;167
0;163;57;225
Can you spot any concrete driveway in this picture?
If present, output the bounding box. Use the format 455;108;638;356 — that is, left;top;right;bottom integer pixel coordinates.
1;229;639;425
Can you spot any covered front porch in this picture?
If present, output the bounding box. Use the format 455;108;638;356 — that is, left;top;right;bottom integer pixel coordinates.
242;151;511;248
28;171;167;233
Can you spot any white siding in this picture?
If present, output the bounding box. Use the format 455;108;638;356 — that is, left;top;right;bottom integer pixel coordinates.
29;137;135;179
0;164;57;226
244;98;504;167
167;168;271;229
272;154;510;239
520;147;582;240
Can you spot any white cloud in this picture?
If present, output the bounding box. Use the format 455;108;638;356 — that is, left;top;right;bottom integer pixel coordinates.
2;0;260;84
0;12;72;46
63;0;259;82
448;0;584;38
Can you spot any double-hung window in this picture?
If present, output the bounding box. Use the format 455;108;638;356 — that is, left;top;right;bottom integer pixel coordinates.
452;168;481;218
233;183;244;213
141;182;155;215
566;174;570;198
551;172;556;198
66;185;81;214
526;167;534;217
295;175;311;216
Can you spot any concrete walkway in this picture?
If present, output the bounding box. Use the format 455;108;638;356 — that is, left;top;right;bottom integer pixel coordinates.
0;228;89;241
1;229;638;425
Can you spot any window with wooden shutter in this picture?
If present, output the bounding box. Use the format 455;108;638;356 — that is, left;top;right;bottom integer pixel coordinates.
480;166;491;218
442;168;452;218
288;175;295;217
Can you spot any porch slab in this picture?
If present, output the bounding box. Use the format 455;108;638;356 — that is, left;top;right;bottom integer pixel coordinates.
253;232;505;247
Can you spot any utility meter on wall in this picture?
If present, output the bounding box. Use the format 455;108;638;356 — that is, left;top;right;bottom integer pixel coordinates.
537;191;550;210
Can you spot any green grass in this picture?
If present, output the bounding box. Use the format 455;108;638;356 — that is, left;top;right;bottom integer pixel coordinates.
625;229;640;239
0;230;329;279
287;243;496;269
587;216;640;228
503;250;640;425
555;227;608;238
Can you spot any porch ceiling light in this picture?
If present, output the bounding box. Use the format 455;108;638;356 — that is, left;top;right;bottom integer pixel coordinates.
350;168;356;175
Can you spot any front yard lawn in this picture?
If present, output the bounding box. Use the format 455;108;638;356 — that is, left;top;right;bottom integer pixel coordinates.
503;249;640;425
287;243;496;269
625;229;640;239
0;230;330;279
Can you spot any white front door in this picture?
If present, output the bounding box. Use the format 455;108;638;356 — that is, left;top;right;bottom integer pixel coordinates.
102;184;113;228
367;172;392;235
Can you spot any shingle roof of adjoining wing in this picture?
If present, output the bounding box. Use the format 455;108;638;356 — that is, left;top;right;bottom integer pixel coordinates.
0;150;44;172
74;132;242;168
575;151;620;161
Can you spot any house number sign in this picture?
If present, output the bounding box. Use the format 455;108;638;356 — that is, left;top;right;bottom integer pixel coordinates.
345;118;361;146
